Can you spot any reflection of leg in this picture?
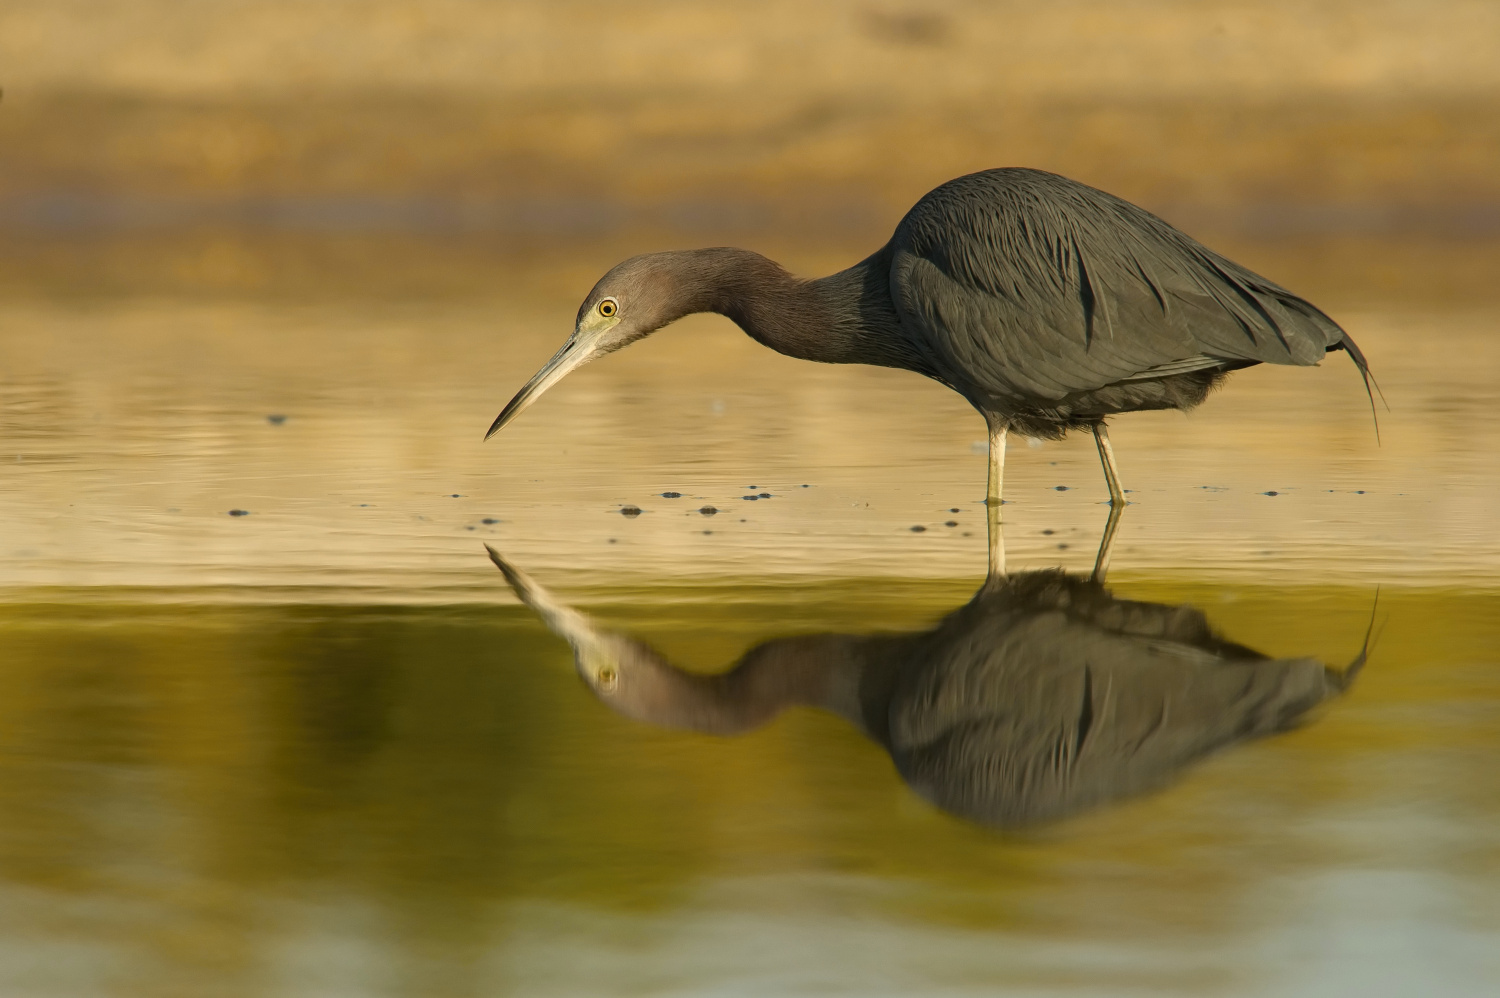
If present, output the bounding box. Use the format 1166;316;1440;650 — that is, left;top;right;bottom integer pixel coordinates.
986;422;1008;509
987;498;1006;581
1091;500;1123;583
1093;423;1125;507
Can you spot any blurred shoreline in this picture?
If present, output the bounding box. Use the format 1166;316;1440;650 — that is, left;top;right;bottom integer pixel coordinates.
4;92;1500;302
5;0;1500;302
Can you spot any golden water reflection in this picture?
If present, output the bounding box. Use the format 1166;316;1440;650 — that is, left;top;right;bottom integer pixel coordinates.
0;570;1495;996
3;291;1500;597
2;246;1499;994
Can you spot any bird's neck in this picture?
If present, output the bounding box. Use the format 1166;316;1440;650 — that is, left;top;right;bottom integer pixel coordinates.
621;636;867;736
680;246;918;370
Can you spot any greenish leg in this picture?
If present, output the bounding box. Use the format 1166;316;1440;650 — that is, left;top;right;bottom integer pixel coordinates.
1092;423;1126;507
985;422;1008;579
986;424;1008;508
987;498;1006;581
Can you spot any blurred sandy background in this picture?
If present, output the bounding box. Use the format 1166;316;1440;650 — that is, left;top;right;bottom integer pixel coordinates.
3;0;1499;300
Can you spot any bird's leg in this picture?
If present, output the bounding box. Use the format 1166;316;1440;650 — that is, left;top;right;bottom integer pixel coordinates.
1090;499;1123;583
984;420;1008;579
986;498;1006;581
1092;423;1126;507
986;423;1008;508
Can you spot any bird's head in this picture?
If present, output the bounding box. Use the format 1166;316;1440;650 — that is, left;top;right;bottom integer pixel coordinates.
485;251;725;439
485;545;735;728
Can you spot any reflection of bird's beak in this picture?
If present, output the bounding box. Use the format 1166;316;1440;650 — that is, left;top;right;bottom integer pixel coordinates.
485;337;596;439
485;544;607;653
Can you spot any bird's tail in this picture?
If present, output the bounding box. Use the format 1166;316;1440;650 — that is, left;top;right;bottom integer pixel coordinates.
1331;586;1383;692
1337;332;1387;444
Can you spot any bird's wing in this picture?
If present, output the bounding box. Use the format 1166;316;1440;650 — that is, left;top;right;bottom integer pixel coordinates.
888;169;1349;403
887;614;1338;826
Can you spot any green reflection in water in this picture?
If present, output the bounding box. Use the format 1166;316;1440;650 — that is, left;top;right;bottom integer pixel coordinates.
0;579;1496;996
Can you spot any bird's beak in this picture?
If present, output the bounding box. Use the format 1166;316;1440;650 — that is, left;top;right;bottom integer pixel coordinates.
484;545;609;655
485;336;597;439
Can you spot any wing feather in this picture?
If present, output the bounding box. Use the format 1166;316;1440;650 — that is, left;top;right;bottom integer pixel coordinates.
889;169;1350;404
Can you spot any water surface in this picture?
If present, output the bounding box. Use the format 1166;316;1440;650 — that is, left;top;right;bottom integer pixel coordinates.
1;278;1498;996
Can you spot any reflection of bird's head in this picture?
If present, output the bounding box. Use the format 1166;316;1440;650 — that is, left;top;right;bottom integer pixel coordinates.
487;545;781;731
485;545;678;717
486;249;783;439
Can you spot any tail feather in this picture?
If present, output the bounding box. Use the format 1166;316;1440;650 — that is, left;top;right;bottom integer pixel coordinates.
1335;332;1385;444
1334;586;1383;691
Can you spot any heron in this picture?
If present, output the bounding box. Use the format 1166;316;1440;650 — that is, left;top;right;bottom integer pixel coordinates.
487;543;1368;829
486;168;1375;515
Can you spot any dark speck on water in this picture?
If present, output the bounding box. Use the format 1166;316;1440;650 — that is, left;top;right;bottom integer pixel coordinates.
1263;491;1279;496
661;492;682;498
620;506;642;517
945;520;958;527
1356;490;1367;494
465;525;475;531
1054;485;1069;491
699;506;717;515
608;538;617;543
449;494;462;498
702;530;713;535
228;509;249;516
801;484;810;488
1058;543;1069;549
758;492;771;498
1042;529;1055;535
482;518;499;524
949;508;960;513
742;496;759;501
266;414;286;425
911;525;927;532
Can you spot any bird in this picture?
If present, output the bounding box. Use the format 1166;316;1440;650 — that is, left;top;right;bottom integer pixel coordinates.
486;168;1375;512
486;543;1368;829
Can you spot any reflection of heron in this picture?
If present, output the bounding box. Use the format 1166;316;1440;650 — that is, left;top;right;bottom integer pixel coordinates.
486;169;1374;514
487;545;1367;829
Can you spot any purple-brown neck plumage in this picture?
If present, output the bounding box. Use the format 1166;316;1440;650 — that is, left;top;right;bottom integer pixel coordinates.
645;246;923;373
607;633;869;736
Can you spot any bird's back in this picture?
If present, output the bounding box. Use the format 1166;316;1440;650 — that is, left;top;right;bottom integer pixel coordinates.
887;168;1361;423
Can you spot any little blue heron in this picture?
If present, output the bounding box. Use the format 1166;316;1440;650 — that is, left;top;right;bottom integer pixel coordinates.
487;168;1374;509
486;544;1367;829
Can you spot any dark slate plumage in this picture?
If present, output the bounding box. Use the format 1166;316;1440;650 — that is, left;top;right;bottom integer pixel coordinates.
865;570;1352;826
490;547;1365;830
487;167;1374;501
881;169;1369;436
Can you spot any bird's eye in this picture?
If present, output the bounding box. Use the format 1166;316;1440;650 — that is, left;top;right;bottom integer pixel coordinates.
597;666;618;691
598;299;618;318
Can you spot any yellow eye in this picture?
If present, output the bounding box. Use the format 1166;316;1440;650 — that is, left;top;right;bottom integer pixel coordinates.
597;666;618;691
598;299;618;318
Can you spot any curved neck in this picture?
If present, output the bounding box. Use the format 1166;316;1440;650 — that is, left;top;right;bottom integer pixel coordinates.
670;246;921;372
620;635;870;736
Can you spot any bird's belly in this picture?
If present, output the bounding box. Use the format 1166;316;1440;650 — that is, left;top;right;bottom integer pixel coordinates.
977;367;1238;439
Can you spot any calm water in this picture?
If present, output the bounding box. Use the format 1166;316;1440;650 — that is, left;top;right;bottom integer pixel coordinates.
2;276;1499;996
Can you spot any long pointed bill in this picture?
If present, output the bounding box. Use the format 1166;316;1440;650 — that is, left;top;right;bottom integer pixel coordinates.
484;545;611;655
485;337;597;440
